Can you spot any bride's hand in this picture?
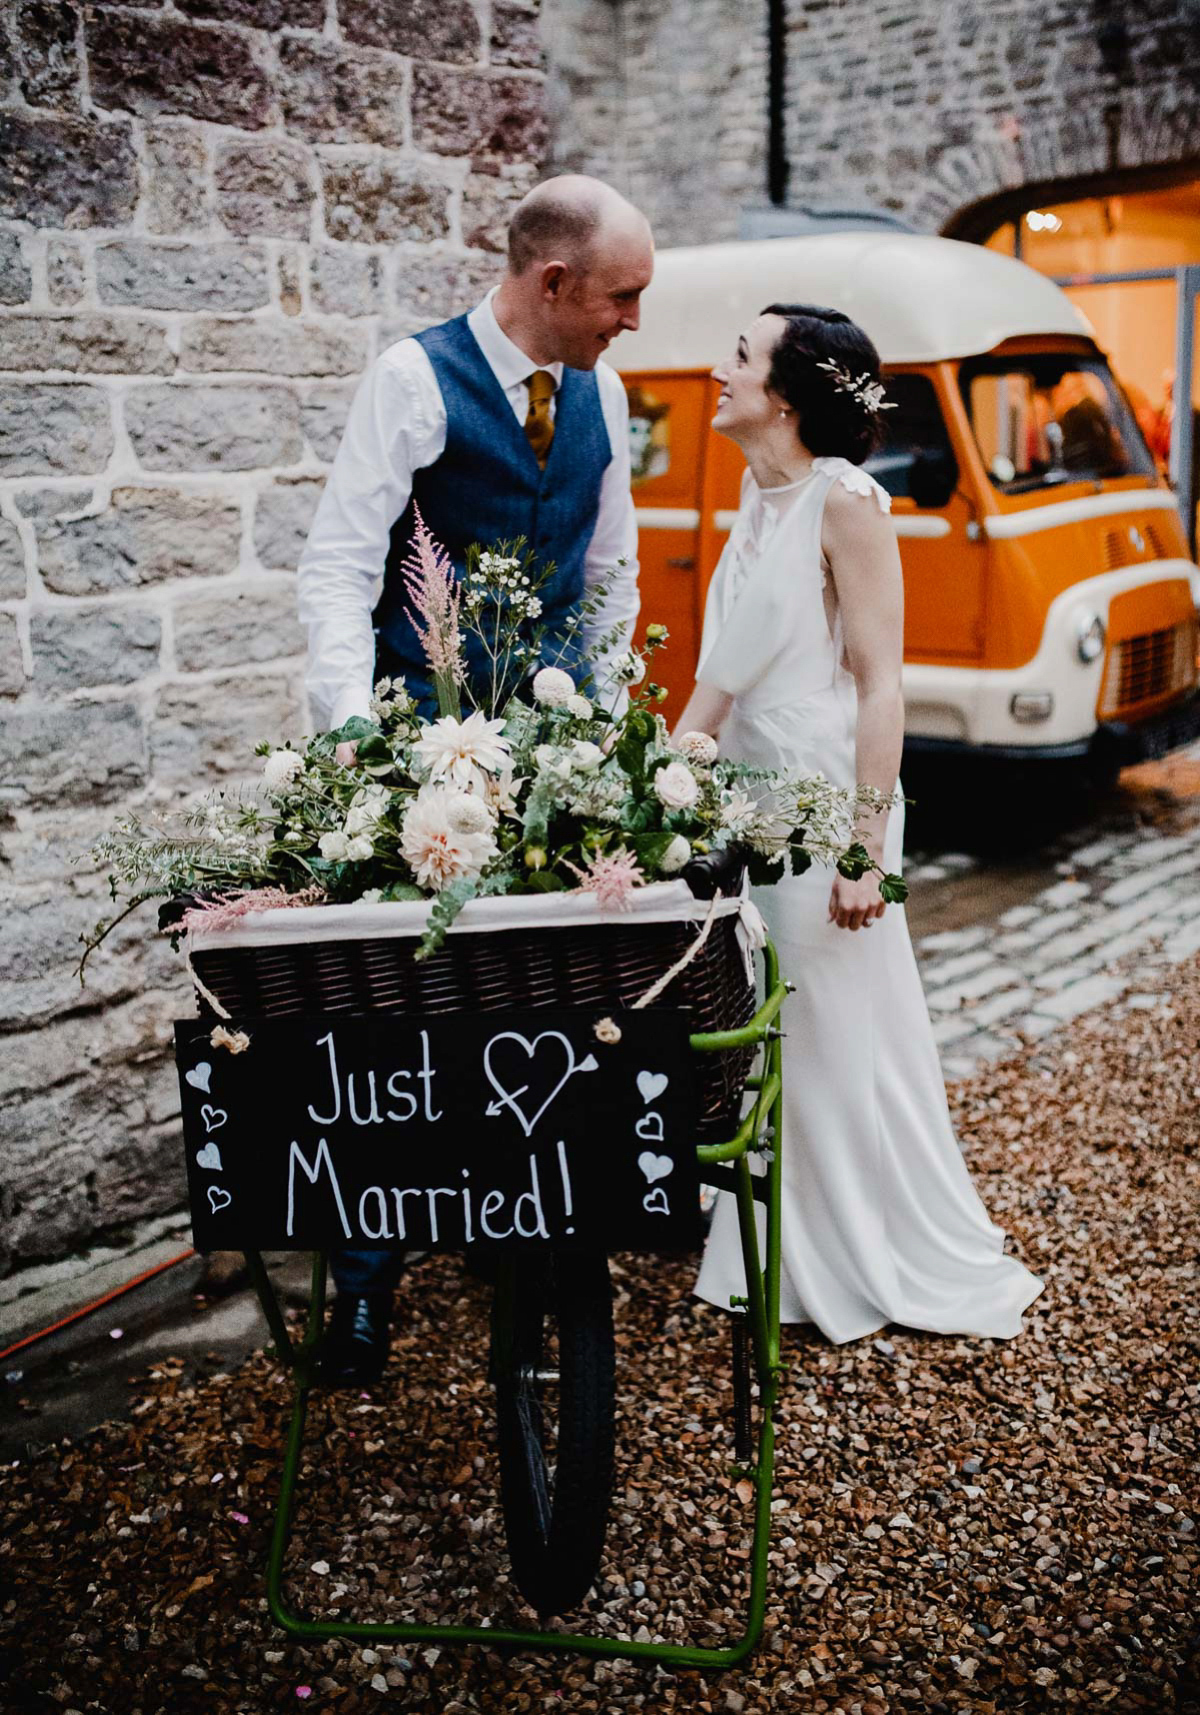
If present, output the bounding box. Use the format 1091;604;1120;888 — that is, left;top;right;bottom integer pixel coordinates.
828;871;887;932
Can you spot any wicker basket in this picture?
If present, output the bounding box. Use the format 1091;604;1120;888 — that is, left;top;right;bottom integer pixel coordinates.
189;911;756;1144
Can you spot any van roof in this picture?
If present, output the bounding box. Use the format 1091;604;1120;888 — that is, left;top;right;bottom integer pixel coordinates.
610;232;1094;371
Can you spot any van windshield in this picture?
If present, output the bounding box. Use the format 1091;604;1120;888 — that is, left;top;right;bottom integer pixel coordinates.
961;353;1155;494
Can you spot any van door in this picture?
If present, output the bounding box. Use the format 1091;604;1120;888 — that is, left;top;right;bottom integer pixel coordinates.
623;373;710;711
867;367;986;661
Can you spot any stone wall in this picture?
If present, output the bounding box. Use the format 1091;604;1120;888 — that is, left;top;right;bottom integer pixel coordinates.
544;0;1200;245
0;0;545;1282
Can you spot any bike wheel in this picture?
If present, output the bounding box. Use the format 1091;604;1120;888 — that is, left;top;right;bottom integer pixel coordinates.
490;1249;615;1616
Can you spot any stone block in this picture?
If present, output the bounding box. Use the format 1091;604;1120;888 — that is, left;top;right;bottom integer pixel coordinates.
150;671;307;789
214;137;315;239
320;155;451;244
0;229;33;304
126;383;303;472
0;700;145;806
412;67;547;163
85;10;272;129
340;0;481;62
0;383;112;476
143;123;210;235
462;164;538;251
391;249;502;328
275;36;408;148
35;485;241;595
30;604;162;691
179;316;367;377
96;239;270;312
0;315;174;375
173;584;306;670
491;3;544;70
0;113;138;228
0;516;27;598
308;246;382;316
177;0;325;25
0;611;25;696
300;384;355;461
254;477;324;568
276;244;303;317
12;0;82;109
46;237;87;305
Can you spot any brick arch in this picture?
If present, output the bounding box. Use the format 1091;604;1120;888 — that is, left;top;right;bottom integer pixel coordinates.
933;91;1200;241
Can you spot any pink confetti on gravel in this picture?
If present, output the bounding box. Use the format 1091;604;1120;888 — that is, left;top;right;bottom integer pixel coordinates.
295;1689;313;1701
109;1328;123;1340
229;1511;249;1524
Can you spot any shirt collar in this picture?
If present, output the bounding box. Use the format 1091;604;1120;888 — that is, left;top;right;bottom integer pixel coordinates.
468;287;564;394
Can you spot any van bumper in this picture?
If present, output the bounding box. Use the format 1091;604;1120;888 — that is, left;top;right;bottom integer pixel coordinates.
904;692;1200;766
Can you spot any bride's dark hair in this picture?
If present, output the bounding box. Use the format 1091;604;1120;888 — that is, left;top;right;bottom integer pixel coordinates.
761;303;886;465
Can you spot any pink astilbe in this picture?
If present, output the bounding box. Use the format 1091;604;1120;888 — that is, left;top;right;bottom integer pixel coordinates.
402;504;464;686
572;846;643;912
181;885;325;934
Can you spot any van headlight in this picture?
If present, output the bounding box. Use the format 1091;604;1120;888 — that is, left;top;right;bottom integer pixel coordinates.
1076;612;1106;663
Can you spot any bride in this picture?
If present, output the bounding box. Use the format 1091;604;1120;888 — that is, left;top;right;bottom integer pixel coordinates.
674;303;1043;1343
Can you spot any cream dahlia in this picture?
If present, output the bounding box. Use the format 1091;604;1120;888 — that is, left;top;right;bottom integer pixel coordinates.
401;785;497;891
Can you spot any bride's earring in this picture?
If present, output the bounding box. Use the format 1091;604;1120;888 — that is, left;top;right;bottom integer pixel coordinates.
778;408;787;421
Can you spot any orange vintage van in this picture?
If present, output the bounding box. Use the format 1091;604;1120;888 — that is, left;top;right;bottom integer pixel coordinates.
614;233;1200;779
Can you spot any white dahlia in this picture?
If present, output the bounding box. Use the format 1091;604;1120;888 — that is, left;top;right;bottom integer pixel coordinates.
566;693;593;719
411;710;512;794
446;791;494;835
532;666;577;708
401;785;497;891
262;748;304;790
676;730;718;766
660;834;692;874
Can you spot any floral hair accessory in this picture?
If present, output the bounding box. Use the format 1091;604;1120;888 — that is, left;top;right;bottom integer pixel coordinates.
815;359;896;417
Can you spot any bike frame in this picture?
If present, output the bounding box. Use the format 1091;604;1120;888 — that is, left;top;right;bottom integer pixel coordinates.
240;939;787;1667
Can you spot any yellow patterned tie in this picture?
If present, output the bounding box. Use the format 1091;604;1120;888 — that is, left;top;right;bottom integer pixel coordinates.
523;369;556;468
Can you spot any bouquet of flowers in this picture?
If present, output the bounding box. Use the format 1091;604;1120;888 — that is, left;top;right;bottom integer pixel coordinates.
83;512;905;968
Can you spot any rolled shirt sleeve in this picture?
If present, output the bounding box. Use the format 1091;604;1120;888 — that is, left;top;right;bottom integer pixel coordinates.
296;342;444;731
585;363;641;690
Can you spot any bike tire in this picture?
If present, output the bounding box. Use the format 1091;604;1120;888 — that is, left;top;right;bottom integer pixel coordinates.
490;1249;615;1616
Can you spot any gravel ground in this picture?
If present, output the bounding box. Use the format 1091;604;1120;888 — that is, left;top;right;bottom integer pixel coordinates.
3;957;1198;1715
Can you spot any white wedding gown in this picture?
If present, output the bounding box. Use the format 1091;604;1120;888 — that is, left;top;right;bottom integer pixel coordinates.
694;457;1044;1342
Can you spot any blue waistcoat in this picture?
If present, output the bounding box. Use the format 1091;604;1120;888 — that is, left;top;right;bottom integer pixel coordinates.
374;314;613;715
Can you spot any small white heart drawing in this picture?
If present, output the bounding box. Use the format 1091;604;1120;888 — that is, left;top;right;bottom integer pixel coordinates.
185;1062;212;1093
637;1151;673;1184
207;1186;232;1214
642;1186;671;1216
200;1104;227;1134
637;1070;669;1104
635;1112;664;1143
196;1142;223;1171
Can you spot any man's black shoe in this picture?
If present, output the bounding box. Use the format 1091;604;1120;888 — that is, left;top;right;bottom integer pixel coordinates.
319;1291;393;1387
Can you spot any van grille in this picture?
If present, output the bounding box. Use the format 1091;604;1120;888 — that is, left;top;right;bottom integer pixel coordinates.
1103;522;1170;571
1098;619;1198;719
1144;522;1170;560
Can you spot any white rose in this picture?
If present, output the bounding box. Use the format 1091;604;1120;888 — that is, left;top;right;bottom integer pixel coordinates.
319;830;350;861
566;694;593;719
534;743;571;777
446;792;494;834
660;834;692;873
344;834;374;862
532;666;576;708
654;761;700;810
344;804;372;835
262;749;304;790
677;730;718;766
570;740;604;771
360;888;383;903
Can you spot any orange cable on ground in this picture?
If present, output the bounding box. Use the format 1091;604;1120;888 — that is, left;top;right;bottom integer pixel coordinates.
0;1248;196;1365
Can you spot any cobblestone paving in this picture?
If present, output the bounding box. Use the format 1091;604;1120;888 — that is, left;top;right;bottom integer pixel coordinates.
910;744;1200;1081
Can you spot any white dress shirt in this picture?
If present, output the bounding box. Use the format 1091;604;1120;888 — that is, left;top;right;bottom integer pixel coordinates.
297;289;641;729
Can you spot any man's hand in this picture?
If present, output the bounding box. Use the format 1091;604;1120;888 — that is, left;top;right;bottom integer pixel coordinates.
828;871;887;932
335;740;358;767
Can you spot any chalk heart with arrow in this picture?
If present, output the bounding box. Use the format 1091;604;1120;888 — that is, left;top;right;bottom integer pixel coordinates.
483;1030;599;1137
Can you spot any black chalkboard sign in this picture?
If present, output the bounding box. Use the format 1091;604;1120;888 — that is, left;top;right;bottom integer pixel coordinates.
175;1009;700;1253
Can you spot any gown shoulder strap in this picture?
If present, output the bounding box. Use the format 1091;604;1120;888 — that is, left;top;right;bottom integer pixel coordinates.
811;455;892;515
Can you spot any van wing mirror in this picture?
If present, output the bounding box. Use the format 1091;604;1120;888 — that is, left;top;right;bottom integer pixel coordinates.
908;450;957;510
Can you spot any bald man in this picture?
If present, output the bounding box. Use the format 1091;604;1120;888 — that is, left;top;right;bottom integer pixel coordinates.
296;175;653;1384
